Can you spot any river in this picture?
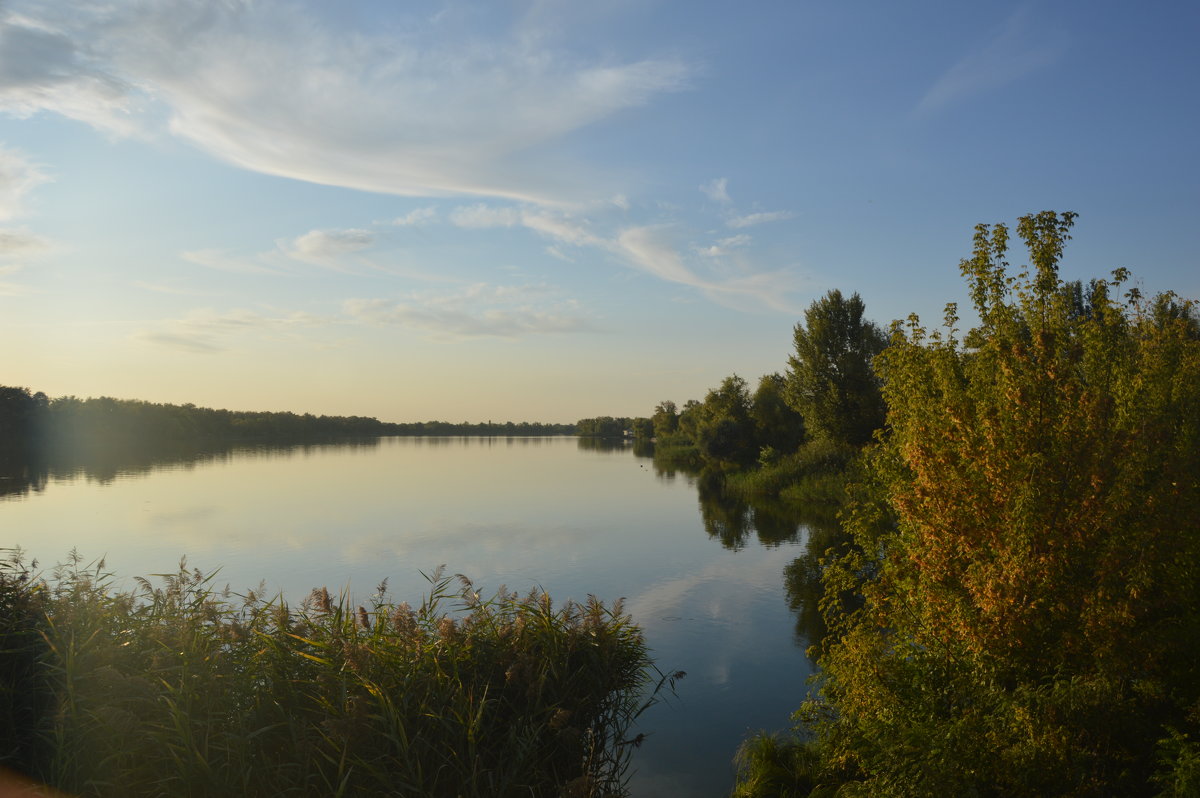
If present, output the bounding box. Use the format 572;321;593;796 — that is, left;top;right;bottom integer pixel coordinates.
2;436;817;796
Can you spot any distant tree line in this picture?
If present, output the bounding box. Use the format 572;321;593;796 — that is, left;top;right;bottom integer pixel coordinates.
0;389;574;456
388;420;576;436
574;416;636;438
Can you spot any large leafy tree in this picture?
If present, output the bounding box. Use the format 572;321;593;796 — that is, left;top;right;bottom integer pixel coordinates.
801;212;1200;795
651;400;679;438
750;373;805;455
695;375;757;466
785;290;887;447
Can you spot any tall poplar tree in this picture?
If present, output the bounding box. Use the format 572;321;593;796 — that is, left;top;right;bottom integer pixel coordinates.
785;290;887;448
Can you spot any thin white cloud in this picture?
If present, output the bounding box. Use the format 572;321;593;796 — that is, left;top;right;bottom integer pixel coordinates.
0;146;48;221
915;6;1064;115
135;307;332;353
520;212;603;247
283;228;375;267
726;210;794;229
700;177;730;204
616;226;708;288
391;207;438;227
0;227;49;255
0;148;53;296
615;225;800;312
0;160;52;294
136;330;226;354
344;282;595;340
696;234;751;257
0;1;691;204
181;248;284;276
131;280;207;296
449;204;522;229
449;204;602;247
0;262;30;295
446;203;802;311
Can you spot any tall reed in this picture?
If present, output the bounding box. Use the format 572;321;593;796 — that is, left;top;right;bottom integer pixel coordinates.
1;550;655;797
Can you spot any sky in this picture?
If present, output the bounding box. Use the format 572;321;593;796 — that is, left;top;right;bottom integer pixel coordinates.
0;0;1196;423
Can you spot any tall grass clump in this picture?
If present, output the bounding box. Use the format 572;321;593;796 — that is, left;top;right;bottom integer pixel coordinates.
1;550;655;798
722;439;856;507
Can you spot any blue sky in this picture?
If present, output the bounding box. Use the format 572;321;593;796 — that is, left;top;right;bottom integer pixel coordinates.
1;0;1196;422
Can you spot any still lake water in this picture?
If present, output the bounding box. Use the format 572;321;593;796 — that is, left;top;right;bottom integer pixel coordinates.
3;436;815;796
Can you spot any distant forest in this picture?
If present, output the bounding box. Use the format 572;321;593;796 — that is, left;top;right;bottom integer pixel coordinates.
0;387;575;454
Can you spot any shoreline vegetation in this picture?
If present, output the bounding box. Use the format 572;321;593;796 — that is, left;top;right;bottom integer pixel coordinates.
0;550;664;798
3;212;1197;796
583;211;1200;796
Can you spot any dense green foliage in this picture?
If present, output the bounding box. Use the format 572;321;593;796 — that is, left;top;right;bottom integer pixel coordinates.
574;416;634;438
735;212;1200;796
784;290;887;448
640;290;883;507
0;552;654;797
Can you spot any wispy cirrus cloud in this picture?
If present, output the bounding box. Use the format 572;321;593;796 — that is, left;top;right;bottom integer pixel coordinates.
283;228;376;267
135;307;331;353
914;6;1064;115
616;225;800;312
446;200;801;311
449;204;522;229
136;330;226;354
0;262;31;295
131;280;208;296
0;146;48;221
0;147;53;292
0;0;690;205
449;203;604;249
181;248;285;276
345;282;595;340
0;227;49;256
700;177;730;204
695;234;750;257
726;210;794;229
391;207;438;227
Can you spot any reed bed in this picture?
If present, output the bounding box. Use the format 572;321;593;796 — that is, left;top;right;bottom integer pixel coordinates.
0;550;656;797
722;440;855;506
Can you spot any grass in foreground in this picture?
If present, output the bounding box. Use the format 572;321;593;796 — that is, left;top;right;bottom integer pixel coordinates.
0;551;657;798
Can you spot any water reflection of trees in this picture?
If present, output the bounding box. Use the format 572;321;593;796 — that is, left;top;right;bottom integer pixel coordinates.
664;458;850;654
0;439;383;499
694;470;803;550
414;436;556;447
574;436;631;453
782;507;847;649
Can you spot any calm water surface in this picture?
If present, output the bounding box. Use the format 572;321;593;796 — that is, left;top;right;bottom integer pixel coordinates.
3;436;816;797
